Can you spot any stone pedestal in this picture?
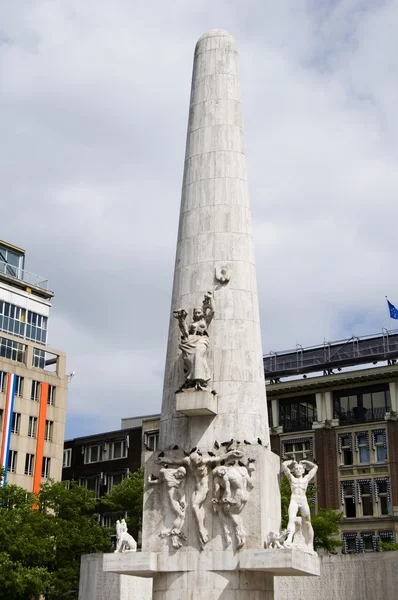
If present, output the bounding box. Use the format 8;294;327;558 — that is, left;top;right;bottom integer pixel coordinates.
176;389;218;416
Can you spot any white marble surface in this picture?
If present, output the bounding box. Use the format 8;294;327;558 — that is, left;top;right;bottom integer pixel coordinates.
176;389;217;415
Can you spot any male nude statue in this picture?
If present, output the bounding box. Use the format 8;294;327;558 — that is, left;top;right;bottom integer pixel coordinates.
212;462;255;548
148;466;187;548
157;449;242;547
281;459;318;551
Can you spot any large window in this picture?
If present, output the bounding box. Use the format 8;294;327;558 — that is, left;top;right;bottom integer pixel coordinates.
11;412;21;435
24;453;34;476
0;337;25;363
31;380;40;401
279;395;316;431
81;476;100;497
84;445;103;464
334;385;390;424
107;440;128;460
63;448;72;468
15;375;23;397
44;420;53;442
28;416;38;438
7;450;17;472
282;438;312;462
0;370;6;392
144;430;159;451
42;457;51;478
341;478;391;518
107;472;127;492
339;429;387;467
0;244;24;277
47;385;55;406
0;301;47;344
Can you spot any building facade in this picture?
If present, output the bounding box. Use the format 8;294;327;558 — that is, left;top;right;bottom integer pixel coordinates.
62;414;160;529
266;334;398;553
0;240;68;491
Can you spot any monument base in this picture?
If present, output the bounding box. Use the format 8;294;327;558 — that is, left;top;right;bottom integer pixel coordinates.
103;548;320;578
175;389;217;416
99;549;319;600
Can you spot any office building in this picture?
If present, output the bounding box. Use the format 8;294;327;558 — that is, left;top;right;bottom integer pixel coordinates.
265;330;398;552
0;240;68;491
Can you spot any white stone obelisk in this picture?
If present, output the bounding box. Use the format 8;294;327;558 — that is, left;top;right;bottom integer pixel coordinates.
101;29;319;600
160;28;270;451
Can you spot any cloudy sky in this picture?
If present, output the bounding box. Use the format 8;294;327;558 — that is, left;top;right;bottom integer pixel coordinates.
1;1;398;438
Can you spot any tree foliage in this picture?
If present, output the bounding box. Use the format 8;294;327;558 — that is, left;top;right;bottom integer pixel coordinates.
101;467;144;540
280;474;343;552
378;540;398;552
0;469;112;600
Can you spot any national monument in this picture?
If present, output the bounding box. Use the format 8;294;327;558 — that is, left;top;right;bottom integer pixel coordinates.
80;29;320;600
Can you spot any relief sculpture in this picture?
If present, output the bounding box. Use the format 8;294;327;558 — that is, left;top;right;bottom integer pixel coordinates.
212;460;255;549
148;466;187;549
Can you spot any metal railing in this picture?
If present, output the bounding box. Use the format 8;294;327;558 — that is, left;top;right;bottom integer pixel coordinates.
337;405;389;424
0;260;49;290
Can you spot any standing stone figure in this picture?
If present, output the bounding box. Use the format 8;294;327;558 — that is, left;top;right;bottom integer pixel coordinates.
212;462;255;549
114;518;137;553
281;459;318;553
173;292;215;391
148;466;187;549
157;449;242;548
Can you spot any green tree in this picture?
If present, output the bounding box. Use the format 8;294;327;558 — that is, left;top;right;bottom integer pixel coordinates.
102;468;144;541
378;540;398;552
280;474;343;552
0;469;112;600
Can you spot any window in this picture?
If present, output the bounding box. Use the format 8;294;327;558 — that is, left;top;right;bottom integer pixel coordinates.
342;482;356;518
0;409;3;429
63;448;72;468
44;420;53;442
361;532;376;552
42;457;51;478
28;416;38;438
373;430;387;462
81;476;100;496
0;370;5;392
145;430;159;451
343;533;358;553
31;380;40;401
32;348;45;369
339;434;353;465
84;445;103;464
47;385;55;406
11;412;20;434
0;301;26;338
356;432;370;463
26;311;48;344
0;337;25;363
24;453;34;476
358;481;373;516
101;513;120;528
15;375;23;397
375;479;390;516
279;395;317;431
107;440;128;460
334;385;390;423
7;449;17;472
282;438;312;462
107;472;127;492
0;244;24;277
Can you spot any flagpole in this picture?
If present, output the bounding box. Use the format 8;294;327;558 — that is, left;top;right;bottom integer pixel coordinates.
386;296;392;332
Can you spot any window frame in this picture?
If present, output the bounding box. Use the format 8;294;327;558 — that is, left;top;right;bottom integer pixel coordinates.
11;412;21;435
28;416;38;438
42;456;51;479
8;449;17;473
63;448;72;468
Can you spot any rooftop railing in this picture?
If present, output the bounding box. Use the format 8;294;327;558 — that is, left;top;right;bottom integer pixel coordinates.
0;260;49;290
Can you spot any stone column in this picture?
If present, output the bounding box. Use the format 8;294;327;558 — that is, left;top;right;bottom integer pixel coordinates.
159;28;270;451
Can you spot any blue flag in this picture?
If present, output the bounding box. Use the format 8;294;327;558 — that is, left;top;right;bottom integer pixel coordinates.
387;300;398;319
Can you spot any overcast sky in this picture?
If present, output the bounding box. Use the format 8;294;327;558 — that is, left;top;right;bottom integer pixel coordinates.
1;1;398;438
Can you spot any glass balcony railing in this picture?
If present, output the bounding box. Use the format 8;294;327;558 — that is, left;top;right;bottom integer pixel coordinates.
0;260;49;290
337;405;389;424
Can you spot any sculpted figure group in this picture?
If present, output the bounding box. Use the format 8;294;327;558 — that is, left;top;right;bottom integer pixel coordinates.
149;447;255;550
